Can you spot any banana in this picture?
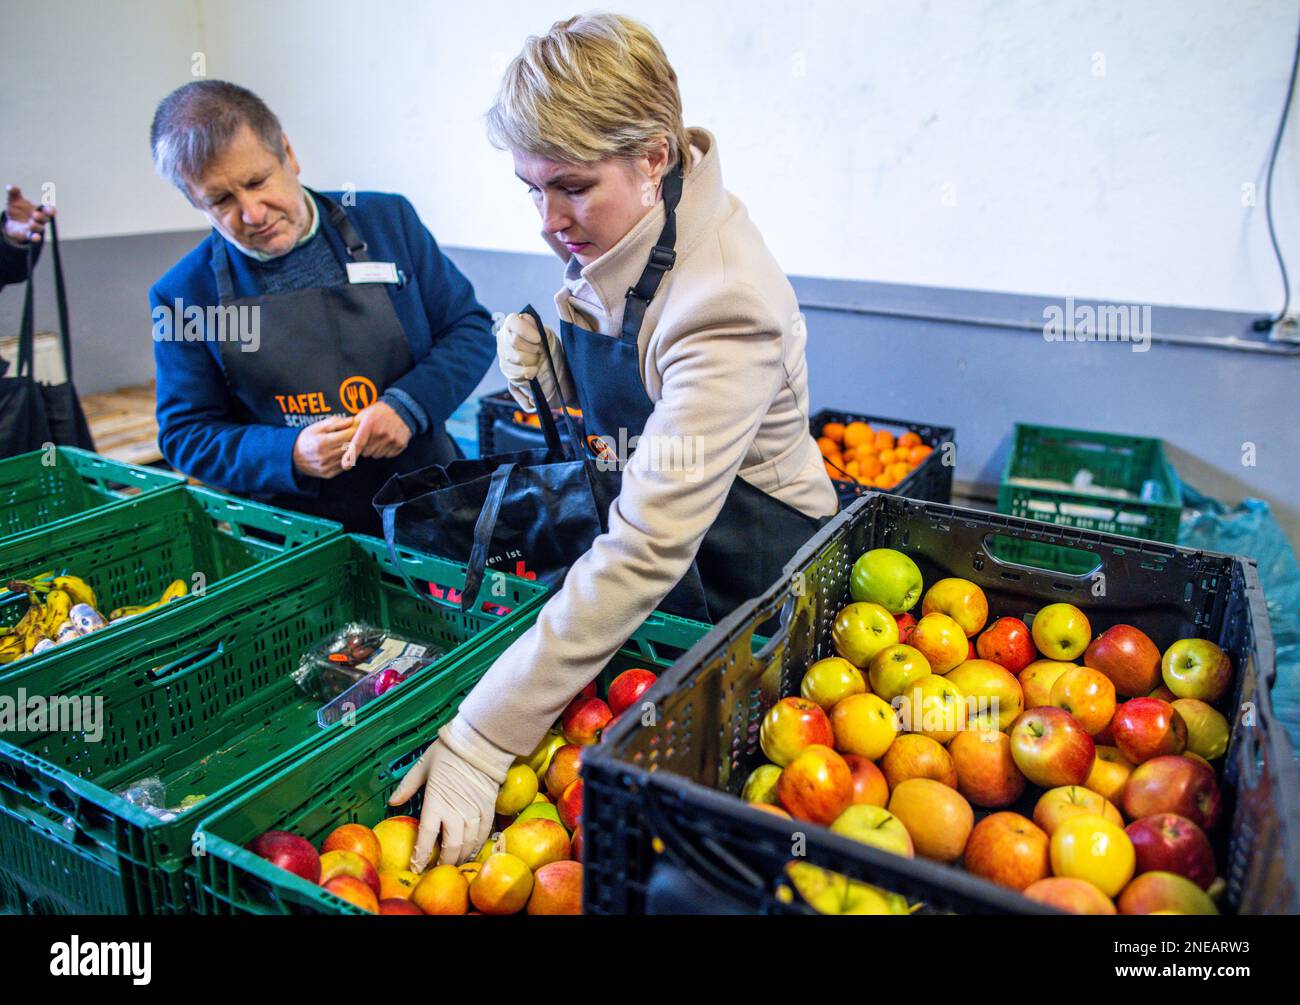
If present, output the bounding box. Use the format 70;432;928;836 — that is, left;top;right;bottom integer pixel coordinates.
39;589;72;640
52;575;96;609
157;580;188;604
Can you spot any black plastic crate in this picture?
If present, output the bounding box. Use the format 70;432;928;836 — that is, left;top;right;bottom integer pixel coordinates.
583;493;1298;915
475;388;584;456
811;409;955;507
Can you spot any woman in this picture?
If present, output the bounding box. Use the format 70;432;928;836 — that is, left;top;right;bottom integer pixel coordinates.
391;13;838;869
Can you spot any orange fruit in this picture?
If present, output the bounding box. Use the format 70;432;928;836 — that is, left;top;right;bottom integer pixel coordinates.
873;473;892;489
859;457;883;479
821;422;846;445
842;447;858;463
878;449;896;465
845;461;860;478
899;432;922;449
824;461;848;482
843;422;874;449
889;462;911;481
908;445;933;465
873;430;896;452
817;437;840;459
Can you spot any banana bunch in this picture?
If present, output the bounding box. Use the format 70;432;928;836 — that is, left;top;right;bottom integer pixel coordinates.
0;573;104;664
109;579;187;623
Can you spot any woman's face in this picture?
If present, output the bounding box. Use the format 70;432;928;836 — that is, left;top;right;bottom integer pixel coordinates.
514;144;667;267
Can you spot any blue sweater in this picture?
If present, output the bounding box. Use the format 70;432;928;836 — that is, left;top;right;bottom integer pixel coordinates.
151;190;495;497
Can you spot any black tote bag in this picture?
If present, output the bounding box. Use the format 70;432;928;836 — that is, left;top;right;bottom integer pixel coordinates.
0;218;95;458
374;305;709;617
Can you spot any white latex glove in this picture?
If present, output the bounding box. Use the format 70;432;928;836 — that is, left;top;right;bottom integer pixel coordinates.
388;716;515;869
496;311;561;412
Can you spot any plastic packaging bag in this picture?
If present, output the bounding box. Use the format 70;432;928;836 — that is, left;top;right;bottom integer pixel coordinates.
114;776;207;821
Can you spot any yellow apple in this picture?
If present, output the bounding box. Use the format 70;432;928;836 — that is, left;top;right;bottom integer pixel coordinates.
830;693;899;759
1031;604;1091;661
921;578;989;637
800;657;867;710
898;674;967;743
1020;660;1076;709
412;863;469;915
945;659;1024;731
495;764;539;816
1050;814;1135;898
1033;785;1123;836
867;644;932;702
1086;745;1135;804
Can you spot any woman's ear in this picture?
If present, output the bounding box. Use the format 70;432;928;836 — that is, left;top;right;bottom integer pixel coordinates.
645;136;671;185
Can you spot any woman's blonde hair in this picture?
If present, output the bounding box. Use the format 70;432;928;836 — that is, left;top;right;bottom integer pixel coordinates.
486;13;691;174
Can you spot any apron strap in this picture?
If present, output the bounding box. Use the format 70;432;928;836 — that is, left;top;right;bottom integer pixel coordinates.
460;461;516;614
619;163;684;345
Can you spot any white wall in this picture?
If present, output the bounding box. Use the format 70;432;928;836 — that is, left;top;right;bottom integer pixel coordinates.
4;0;1298;314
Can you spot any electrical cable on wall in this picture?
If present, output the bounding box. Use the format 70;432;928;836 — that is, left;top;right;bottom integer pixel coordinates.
1253;5;1300;332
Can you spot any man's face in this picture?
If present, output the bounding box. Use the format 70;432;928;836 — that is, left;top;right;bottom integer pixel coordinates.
186;123;310;257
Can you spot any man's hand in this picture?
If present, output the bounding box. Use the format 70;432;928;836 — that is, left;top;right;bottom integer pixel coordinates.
292;415;356;479
4;186;55;245
341;400;411;470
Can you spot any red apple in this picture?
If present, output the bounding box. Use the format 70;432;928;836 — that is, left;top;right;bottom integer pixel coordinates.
759;697;835;767
1161;639;1233;703
842;753;889;807
527;860;583;915
1111;698;1187;764
323;875;379;913
607;668;657;717
561;696;612;746
579;680;598;699
1122;755;1222;830
570;824;584;861
1084;624;1161;697
976;617;1037;675
1125;813;1215;889
1008;707;1095;788
319;849;380;896
379;897;423;915
544;744;583;799
777;744;853;825
557;778;584;831
963;812;1051;891
1049;665;1116;736
248;830;321;884
895;612;918;644
1022;877;1117;915
948;730;1026;808
321;823;382;870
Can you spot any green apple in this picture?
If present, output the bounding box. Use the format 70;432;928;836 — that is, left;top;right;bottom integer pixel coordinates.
832;602;901;668
850;549;924;614
830;804;915;858
1162;639;1233;703
868;644;932;702
516;801;564;828
784;862;909;915
1030;604;1091;661
742;764;783;805
800;657;867;710
1171;698;1230;760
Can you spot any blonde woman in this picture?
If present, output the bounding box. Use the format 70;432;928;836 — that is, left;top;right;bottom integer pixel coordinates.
391;13;837;870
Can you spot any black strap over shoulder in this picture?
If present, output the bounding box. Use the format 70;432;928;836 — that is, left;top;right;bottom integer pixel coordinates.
18;219;73;380
619;163;684;344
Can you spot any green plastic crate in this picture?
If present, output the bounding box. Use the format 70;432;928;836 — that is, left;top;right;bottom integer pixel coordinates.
192;610;720;915
0;447;186;541
0;485;338;679
0;532;549;915
995;423;1182;573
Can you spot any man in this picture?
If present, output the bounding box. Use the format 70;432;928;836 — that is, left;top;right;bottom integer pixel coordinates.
1;185;54;289
149;81;495;533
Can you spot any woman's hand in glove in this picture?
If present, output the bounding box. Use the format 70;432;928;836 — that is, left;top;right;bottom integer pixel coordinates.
495;311;561;412
387;716;516;869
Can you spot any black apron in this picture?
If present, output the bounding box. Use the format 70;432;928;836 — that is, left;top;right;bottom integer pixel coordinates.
213;190;455;534
539;164;825;623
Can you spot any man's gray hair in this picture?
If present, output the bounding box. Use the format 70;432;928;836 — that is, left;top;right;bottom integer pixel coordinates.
150;80;286;197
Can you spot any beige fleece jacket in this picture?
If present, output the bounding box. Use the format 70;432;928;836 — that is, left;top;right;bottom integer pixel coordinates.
455;128;838;757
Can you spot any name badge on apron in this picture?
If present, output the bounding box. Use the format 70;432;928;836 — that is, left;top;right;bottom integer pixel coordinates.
346;261;402;285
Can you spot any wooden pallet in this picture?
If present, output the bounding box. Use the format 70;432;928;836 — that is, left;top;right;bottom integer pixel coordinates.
82;382;164;467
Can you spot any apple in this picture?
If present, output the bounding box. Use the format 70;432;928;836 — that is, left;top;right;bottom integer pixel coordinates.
751;803;792;820
1008;707;1095;788
895;613;918;644
921;578;989;637
1050;814;1135;898
458;861;482;883
247;830;320;884
503;817;571;871
880;734;957;790
561;696;612;746
897;674;967;743
829;804;914;858
785;863;910;915
557;778;584;831
976;617;1037;675
411;863;470;915
800;657;866;711
1148;684;1177;703
1111;697;1187;763
963;812;1051;891
1033;785;1123;836
1085;624;1161;697
378;869;420;901
777;744;853;825
842;754;890;807
1086;745;1135;805
910;613;968;673
1030;603;1091;661
1126;813;1215;888
470;853;534;915
495;763;539;816
759;697;834;766
1162;638;1233;702
1122;755;1222;830
1049;665;1116;736
378;898;422;915
319;849;380;896
888;778;974;863
527;860;583;915
570;825;584;861
742;763;783;805
322;875;379;913
849;548;924;613
1118;871;1219;915
516;801;564;828
373;815;420;874
1020;660;1076;709
520;729;567;778
830;692;899;759
946;659;1024;731
948;729;1025;808
607;668;658;717
832;602;900;667
1171;699;1229;760
1022;876;1117;915
867;644;931;702
544;743;583;799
